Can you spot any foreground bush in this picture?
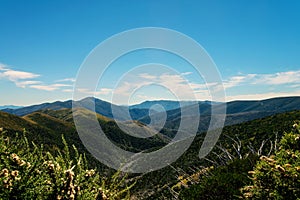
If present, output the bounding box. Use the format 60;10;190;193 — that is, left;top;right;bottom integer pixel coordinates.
241;122;300;199
178;155;257;200
0;129;132;199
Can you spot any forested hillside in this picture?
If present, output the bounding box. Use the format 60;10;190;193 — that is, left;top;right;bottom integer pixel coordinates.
1;109;300;199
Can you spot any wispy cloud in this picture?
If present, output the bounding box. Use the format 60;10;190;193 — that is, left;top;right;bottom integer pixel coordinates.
107;69;300;103
289;84;300;88
29;85;58;91
181;72;193;76
223;74;256;89
0;62;73;92
55;78;76;83
1;61;300;102
97;88;113;95
222;70;300;88
0;66;40;82
112;72;207;103
138;73;157;80
76;88;113;96
16;81;42;88
63;89;73;93
253;70;300;85
29;84;71;91
222;70;300;101
0;63;9;71
0;63;42;89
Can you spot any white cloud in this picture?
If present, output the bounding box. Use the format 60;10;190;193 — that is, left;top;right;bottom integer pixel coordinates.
253;70;300;85
51;83;72;87
16;81;42;88
0;62;75;93
0;69;40;81
63;89;73;93
113;80;153;97
97;88;112;95
0;63;9;71
29;85;58;91
55;78;76;83
289;84;300;88
222;74;256;89
109;69;300;104
181;72;193;76
138;73;157;80
76;88;113;96
221;70;300;89
1;61;300;103
111;73;201;103
29;83;71;91
0;63;41;89
221;70;300;101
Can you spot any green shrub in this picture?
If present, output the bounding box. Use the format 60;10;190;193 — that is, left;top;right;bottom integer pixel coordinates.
241;122;300;199
0;129;133;199
179;155;257;200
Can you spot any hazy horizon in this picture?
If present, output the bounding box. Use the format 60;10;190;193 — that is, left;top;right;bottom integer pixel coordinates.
2;95;300;108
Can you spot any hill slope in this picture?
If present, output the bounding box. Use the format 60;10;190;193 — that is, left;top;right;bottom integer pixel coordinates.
1;107;300;199
0;108;168;154
132;109;300;199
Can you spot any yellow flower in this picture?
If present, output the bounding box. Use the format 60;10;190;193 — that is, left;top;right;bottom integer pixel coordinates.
244;192;253;198
11;170;19;177
284;163;292;168
49;164;55;171
1;168;9;177
260;156;275;163
46;180;52;185
11;153;20;161
275;165;285;173
85;169;95;177
69;194;75;200
3;179;12;189
248;171;255;175
20;160;26;166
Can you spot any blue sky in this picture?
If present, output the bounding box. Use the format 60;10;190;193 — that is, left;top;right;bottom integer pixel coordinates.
0;0;300;105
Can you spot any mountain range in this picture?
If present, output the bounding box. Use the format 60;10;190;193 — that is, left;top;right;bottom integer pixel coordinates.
0;105;23;110
3;96;300;133
139;96;300;132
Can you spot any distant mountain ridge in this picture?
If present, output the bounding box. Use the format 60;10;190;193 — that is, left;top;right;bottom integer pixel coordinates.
0;105;23;110
129;100;200;111
1;100;73;116
2;96;300;130
1;97;149;121
138;96;300;132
